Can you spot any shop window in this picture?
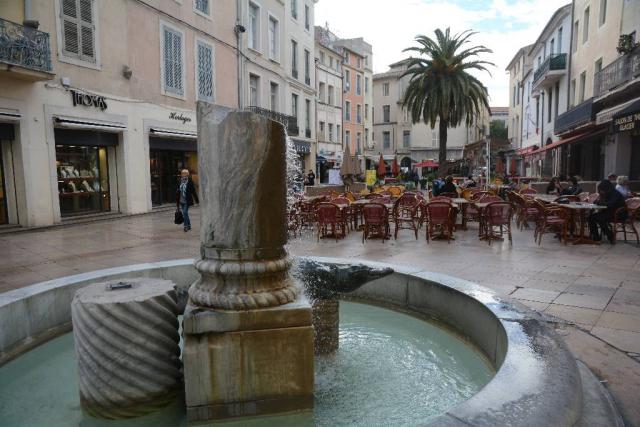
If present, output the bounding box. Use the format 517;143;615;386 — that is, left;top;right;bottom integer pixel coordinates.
56;145;110;217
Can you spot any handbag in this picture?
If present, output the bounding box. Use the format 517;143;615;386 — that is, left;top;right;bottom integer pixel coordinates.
174;208;184;225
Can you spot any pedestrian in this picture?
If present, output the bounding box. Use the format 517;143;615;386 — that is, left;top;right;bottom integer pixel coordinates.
615;176;631;199
589;179;626;243
306;169;316;186
176;169;199;232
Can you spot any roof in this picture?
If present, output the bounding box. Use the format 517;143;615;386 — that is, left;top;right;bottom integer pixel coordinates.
505;44;533;71
527;4;572;56
490;107;509;115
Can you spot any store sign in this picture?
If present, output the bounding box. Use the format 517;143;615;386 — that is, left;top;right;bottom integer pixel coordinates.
169;112;192;124
613;112;640;133
70;90;107;111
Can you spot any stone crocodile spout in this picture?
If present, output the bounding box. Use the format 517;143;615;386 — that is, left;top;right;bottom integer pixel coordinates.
295;259;394;300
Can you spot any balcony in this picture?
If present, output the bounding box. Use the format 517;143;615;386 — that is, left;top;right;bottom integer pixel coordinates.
245;106;299;136
554;98;595;135
594;49;640;98
0;18;53;81
532;53;567;90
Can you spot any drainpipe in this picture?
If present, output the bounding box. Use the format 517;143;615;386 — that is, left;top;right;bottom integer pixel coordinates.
235;0;244;109
23;0;39;29
540;91;545;178
566;0;575;110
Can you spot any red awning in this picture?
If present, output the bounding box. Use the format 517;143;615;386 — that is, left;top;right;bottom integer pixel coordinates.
517;145;538;156
415;160;439;168
528;130;594;156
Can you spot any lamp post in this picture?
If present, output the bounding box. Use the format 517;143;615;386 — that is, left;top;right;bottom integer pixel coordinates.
485;135;491;190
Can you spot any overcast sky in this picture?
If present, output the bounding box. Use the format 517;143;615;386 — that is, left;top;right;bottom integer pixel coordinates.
315;0;569;107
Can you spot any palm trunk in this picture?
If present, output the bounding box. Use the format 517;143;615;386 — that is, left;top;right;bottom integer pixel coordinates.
438;120;448;177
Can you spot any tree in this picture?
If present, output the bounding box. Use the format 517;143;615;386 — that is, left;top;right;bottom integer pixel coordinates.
401;28;492;176
490;120;508;140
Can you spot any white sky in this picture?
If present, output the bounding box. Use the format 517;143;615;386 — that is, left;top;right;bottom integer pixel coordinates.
315;0;569;107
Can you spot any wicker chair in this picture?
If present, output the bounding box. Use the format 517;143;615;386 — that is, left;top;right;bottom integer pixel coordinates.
613;198;640;244
388;186;403;197
392;195;420;239
577;192;590;202
587;193;600;203
362;203;390;243
439;192;458;198
533;200;570;245
482;201;514;245
520;188;538;195
424;201;454;243
316;203;347;242
332;196;353;231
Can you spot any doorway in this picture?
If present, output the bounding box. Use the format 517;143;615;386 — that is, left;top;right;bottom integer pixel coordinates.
150;150;198;206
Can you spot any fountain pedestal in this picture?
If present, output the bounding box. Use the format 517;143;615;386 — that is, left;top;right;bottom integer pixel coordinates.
182;104;313;422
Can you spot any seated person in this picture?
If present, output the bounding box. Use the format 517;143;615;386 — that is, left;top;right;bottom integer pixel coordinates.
589;180;626;243
439;175;458;195
545;177;562;195
616;176;631;199
561;176;582;196
461;175;476;188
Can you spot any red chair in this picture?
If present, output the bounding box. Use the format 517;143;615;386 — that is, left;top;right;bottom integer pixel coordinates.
587;193;599;203
393;195;420;239
365;193;383;199
424;202;454;243
331;197;353;231
316;203;347;242
533;200;570;245
299;200;317;229
482;201;514;245
362;203;390;243
430;196;452;202
613;198;640;244
520;188;537;195
439;192;458;198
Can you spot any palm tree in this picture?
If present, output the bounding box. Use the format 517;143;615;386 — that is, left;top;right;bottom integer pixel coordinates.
401;28;493;176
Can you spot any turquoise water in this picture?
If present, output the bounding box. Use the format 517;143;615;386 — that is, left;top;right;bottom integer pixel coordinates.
0;302;493;427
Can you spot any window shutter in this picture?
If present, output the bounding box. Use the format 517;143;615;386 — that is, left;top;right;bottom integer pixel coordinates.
60;0;95;62
61;0;79;55
163;27;184;96
197;42;214;101
78;0;95;60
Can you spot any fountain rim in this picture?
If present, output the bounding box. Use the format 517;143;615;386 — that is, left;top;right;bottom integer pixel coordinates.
0;257;589;426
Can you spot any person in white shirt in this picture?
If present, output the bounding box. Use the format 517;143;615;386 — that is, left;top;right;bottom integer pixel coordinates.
616;176;631;199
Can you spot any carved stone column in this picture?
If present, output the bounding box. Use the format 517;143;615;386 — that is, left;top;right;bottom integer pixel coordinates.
182;103;314;422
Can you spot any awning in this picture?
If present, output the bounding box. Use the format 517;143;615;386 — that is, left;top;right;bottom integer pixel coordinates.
291;138;311;154
414;160;439;168
149;128;197;139
528;129;606;155
364;154;396;160
149;137;196;152
54;128;119;146
612;98;640;133
54;117;126;133
596;96;640;125
517;145;539;156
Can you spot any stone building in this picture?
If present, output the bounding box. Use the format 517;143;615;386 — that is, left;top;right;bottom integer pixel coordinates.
0;0;237;227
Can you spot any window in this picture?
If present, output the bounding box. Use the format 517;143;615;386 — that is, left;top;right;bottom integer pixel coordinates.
595;58;603;74
554;82;559;120
291;93;299;118
194;0;209;15
291;39;298;78
599;0;607;26
579;71;586;103
403;131;410;148
365;128;369;145
382;82;389;96
365;77;369;94
268;16;279;60
196;40;214;102
249;74;260;106
356;104;362;124
365;103;369;120
345;130;350;147
248;2;260;51
357;57;361;69
329;56;334;69
431;129;439;147
328;85;334;105
270;82;279;111
319;51;325;64
383;131;390;149
162;24;185;96
60;0;97;63
573;21;579;52
319;121;325;136
535;98;539;127
583;8;590;43
550;39;554;57
557;27;563;53
345;101;351;121
344;51;350;64
356;74;362;95
318;82;325;103
304;4;310;30
547;88;552;123
328;123;333;142
365;55;369;67
516;82;520;105
305;99;311;134
344;69;351;91
304;49;310;85
356;132;362;154
337;125;341;143
570;79;576;107
291;0;297;19
512;84;516;106
383;105;390;123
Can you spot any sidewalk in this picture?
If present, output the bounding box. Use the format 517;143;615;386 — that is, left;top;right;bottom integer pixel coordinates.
1;208;639;423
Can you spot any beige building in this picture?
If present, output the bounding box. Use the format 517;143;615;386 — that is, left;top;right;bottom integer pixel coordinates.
372;61;489;174
0;0;237;227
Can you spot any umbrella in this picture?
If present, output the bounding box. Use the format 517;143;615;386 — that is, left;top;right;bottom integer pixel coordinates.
414;160;439;168
377;153;387;179
391;156;399;176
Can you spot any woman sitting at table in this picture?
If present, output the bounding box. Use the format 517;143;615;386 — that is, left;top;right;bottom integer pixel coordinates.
546;177;562;195
439;175;458;195
616;176;631;199
589;179;626;243
561;176;582;196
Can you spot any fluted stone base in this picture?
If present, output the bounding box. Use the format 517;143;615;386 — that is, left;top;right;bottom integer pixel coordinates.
312;299;339;355
182;295;314;422
71;278;181;419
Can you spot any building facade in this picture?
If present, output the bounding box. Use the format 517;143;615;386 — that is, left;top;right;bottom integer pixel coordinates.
314;28;343;183
0;0;237;227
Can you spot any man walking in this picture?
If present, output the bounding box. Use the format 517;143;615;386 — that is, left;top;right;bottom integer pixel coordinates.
177;169;199;232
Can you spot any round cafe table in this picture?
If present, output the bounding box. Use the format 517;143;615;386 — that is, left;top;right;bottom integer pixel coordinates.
553;202;607;245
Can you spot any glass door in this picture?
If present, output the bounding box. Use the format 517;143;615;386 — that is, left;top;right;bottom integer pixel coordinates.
0;146;7;224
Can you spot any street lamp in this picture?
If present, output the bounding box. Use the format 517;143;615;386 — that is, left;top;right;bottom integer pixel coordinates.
485;135;491;190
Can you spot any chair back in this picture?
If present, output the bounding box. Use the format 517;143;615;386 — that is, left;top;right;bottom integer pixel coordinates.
587;193;599;203
461;189;474;200
520;188;537;195
396;194;419;207
332;196;350;206
388;186;403;197
485;201;513;225
316;203;339;224
365;193;383;199
480;195;503;203
379;190;392;196
425;202;452;225
471;191;492;201
577;192;589;202
430;196;452;203
345;191;357;202
439;192;458;198
626;197;640;210
363;203;388;225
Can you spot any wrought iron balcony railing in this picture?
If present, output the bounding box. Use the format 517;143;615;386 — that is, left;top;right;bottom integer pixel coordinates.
0;18;52;73
533;53;567;85
245;106;299;136
554;97;595;135
594;49;640;98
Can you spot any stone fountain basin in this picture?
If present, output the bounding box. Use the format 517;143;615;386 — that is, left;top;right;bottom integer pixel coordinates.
0;257;622;426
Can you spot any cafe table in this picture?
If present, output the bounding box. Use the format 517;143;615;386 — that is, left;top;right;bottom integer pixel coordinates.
552;202;607;245
533;194;559;203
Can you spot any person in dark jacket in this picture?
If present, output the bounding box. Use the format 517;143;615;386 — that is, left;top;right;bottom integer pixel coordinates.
176;169;199;232
439;175;458;195
589;179;626;243
546;177;562;195
561;176;582;196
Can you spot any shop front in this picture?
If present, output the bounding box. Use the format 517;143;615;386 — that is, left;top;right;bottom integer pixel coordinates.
0;122;15;225
54;128;116;218
149;130;198;207
611;99;640;180
292;139;310;176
